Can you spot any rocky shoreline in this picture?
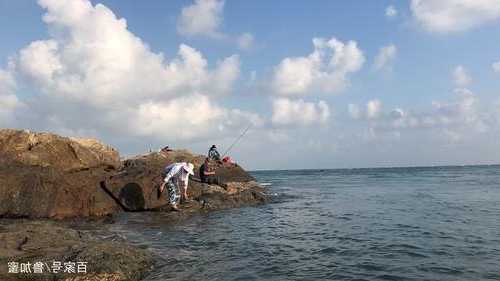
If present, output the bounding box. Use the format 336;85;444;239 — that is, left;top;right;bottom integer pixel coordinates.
0;129;268;280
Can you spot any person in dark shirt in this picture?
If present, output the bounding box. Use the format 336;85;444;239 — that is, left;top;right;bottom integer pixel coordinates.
208;145;221;161
200;157;218;184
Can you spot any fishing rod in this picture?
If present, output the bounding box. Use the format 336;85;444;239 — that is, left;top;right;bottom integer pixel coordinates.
222;123;252;157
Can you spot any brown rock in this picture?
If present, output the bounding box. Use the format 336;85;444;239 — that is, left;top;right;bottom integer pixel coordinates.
0;129;120;218
0;165;119;218
104;151;262;212
0;129;266;218
0;129;120;171
0;220;154;281
70;137;121;170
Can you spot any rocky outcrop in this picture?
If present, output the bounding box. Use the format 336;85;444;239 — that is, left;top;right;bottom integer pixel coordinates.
0;130;120;219
0;165;120;219
0;129;267;219
0;129;269;281
104;151;264;211
0;129;120;171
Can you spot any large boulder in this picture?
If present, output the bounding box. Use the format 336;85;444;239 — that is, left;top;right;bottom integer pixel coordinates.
0;165;120;218
0;129;120;171
0;130;120;218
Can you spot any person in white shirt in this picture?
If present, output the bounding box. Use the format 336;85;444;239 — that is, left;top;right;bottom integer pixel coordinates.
159;162;194;211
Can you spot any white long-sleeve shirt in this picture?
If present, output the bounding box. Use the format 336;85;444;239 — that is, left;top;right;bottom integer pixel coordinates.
164;163;190;188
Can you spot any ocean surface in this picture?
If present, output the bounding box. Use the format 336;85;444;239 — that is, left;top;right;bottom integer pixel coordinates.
109;165;500;281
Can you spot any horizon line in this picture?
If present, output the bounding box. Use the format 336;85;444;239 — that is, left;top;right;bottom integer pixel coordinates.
249;163;500;172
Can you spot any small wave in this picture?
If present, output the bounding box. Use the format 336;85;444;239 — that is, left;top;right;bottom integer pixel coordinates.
419;265;464;275
395;223;420;230
263;192;279;196
375;273;408;281
314;247;338;254
386;243;422;250
260;182;272;186
357;262;386;271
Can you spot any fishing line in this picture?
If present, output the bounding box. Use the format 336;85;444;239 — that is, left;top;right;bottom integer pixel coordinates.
222;123;252;157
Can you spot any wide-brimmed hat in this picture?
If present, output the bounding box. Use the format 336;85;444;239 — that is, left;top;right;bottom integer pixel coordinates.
183;163;195;175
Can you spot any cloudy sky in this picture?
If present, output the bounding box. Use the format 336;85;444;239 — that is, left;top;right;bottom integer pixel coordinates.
1;0;500;170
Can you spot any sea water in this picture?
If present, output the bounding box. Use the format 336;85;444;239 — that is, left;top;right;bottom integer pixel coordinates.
109;165;500;281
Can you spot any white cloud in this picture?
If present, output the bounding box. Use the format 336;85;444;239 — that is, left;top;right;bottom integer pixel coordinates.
348;99;382;120
411;0;500;33
132;94;263;140
0;68;16;96
366;99;382;119
271;98;330;126
18;40;61;86
492;61;500;73
373;44;397;71
2;0;258;143
177;1;256;50
431;88;482;129
177;0;225;37
452;65;471;87
272;37;365;96
237;33;254;50
350;89;487;140
385;5;398;18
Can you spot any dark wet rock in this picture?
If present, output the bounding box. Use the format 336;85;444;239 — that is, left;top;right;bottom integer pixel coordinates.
0;220;154;281
197;188;268;211
213;164;255;183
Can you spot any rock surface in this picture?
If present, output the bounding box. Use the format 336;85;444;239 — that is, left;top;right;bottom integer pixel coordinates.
0;129;267;218
0;165;120;218
0;220;154;281
0;129;120;171
0;129;120;219
105;151;262;211
0;129;269;280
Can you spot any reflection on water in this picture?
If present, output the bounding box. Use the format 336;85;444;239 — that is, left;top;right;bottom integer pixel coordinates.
109;166;500;281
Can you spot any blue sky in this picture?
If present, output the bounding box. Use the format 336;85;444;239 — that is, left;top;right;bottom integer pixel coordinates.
1;0;500;170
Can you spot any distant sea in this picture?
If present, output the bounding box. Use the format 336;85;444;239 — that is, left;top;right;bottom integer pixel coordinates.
109;165;500;281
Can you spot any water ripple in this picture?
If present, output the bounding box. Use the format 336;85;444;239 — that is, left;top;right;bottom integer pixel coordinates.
107;166;500;281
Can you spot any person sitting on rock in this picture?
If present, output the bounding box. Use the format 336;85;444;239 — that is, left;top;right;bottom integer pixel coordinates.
160;145;173;153
159;162;194;211
208;145;221;161
200;157;218;185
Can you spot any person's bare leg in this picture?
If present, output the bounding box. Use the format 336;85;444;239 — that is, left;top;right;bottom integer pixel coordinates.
171;203;180;211
183;186;189;201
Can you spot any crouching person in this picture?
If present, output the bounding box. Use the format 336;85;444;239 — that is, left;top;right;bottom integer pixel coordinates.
160;162;194;211
200;157;219;185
